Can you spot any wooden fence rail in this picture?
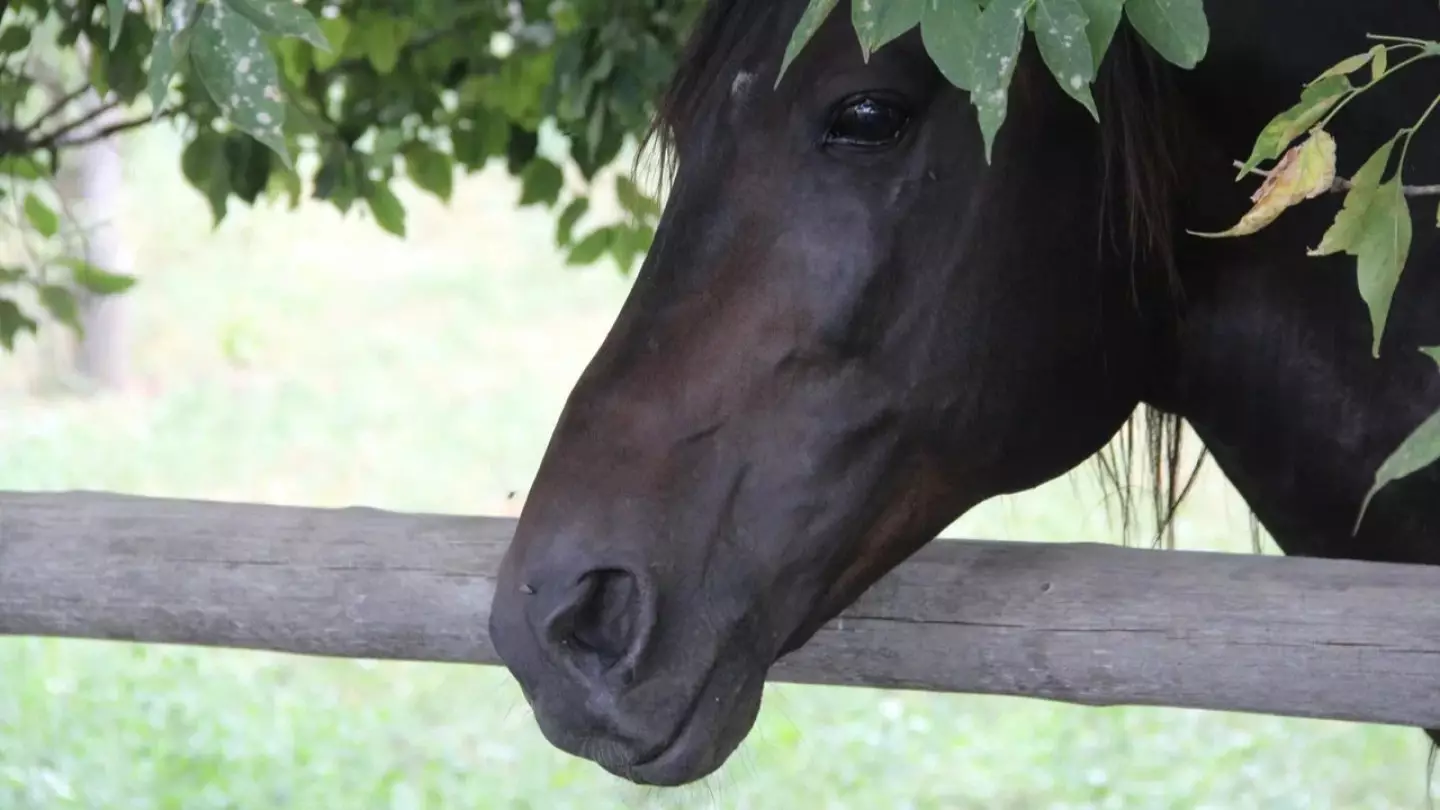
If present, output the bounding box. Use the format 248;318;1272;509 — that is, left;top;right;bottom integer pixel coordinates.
3;490;1440;727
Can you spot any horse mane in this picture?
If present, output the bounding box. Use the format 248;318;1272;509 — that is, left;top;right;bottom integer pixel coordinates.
1088;27;1210;551
639;0;1209;550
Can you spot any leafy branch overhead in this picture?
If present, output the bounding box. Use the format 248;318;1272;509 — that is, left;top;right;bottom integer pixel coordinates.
780;0;1210;160
0;0;689;348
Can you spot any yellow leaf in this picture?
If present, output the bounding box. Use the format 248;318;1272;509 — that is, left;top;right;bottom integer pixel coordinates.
1191;129;1336;238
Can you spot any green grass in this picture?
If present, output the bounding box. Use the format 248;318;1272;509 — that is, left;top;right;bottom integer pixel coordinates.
0;123;1435;809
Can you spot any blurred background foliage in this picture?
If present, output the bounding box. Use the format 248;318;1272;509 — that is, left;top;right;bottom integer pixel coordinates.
0;0;693;353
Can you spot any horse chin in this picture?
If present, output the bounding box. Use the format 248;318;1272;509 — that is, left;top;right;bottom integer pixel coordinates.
618;664;767;787
520;638;771;788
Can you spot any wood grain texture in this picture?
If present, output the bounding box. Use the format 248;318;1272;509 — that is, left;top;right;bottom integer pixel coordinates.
4;490;1440;727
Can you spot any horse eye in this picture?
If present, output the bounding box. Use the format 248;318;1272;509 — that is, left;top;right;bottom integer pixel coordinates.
825;97;910;149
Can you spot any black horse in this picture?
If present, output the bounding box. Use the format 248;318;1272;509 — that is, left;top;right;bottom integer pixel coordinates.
489;0;1440;788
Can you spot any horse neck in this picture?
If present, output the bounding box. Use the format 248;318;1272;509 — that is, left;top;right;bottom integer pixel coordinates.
1141;6;1440;566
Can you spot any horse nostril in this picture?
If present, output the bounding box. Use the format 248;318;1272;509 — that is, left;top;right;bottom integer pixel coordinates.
575;570;639;664
543;568;653;678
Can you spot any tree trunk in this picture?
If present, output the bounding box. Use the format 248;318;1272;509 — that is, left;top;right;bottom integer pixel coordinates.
54;89;133;389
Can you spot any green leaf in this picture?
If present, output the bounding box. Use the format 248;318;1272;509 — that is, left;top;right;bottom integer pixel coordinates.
0;156;45;179
1355;347;1440;533
147;0;199;115
0;26;32;53
1236;74;1352;178
349;11;409;74
576;107;625;180
1309;44;1388;84
778;0;840;87
519;158;564;207
108;0;126;50
38;285;80;330
921;0;981;91
404;143;454;203
89;40;113;96
556;197;589;247
615;175;661;220
0;298;38;351
1076;0;1124;71
274;37;314;84
1309;137;1396;258
969;0;1034;163
59;257;138;295
0;72;34;110
190;1;291;166
1314;49;1375;82
506;126;539;175
312;16;350;70
567;227;614;266
223;0;331;51
365;181;406;237
265;163;303;210
609;223;654;274
91;15;151;102
181;129;232;224
313;147;360;212
853;0;924;61
1124;0;1209;70
1353;178;1412;358
1030;0;1098;119
224;133;273;204
453;110;510;170
1308;137;1411;358
23;193;59;238
370;128;404;167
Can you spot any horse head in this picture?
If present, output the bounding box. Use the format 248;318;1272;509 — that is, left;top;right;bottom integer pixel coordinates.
489;0;1181;786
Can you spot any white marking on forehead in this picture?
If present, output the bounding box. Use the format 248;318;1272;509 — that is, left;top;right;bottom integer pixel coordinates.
730;70;756;99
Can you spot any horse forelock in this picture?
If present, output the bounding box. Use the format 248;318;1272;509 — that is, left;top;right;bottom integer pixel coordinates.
639;0;784;190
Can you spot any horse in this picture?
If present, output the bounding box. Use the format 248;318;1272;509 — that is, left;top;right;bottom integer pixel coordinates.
488;0;1440;788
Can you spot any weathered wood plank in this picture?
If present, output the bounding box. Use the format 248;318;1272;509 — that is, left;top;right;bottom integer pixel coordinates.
3;490;1440;727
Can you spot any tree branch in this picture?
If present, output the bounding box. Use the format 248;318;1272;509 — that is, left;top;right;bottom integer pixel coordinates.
55;108;180;149
24;85;93;135
1233;159;1440;197
28;98;123;149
